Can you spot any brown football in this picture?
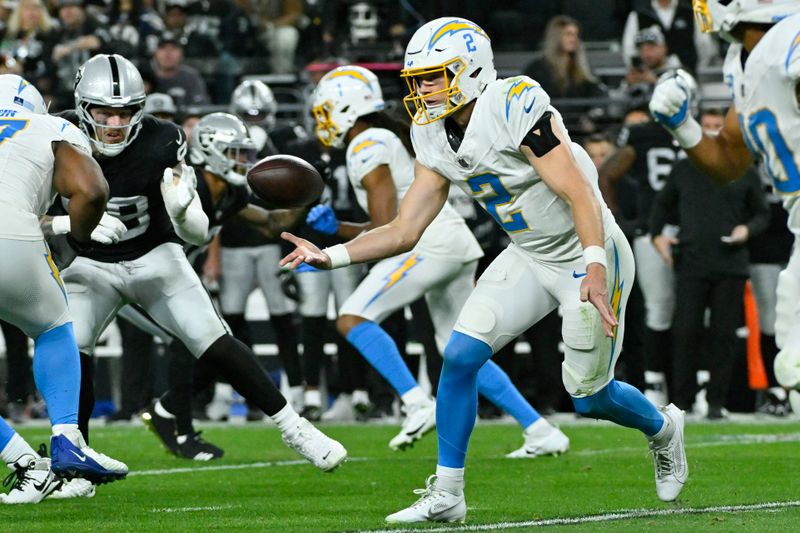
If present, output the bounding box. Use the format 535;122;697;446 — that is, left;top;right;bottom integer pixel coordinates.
246;155;324;208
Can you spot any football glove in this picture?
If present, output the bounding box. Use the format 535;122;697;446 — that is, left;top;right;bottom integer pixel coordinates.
161;165;197;220
306;204;340;235
649;69;702;149
51;212;127;245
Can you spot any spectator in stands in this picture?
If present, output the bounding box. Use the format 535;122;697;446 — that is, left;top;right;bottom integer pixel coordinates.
44;0;104;108
583;133;615;169
107;0;164;60
159;0;218;58
625;25;681;88
149;32;210;108
144;91;177;121
621;0;718;72
0;0;53;88
650;109;769;419
256;0;303;73
321;1;405;62
523;15;602;99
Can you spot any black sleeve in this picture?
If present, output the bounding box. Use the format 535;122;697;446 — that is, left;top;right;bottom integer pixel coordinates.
743;169;771;239
153;119;188;168
649;167;680;237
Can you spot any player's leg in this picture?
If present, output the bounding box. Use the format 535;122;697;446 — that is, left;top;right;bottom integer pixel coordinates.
750;263;789;414
772;248;800;392
423;259;567;458
0;241;127;483
633;234;676;405
139;243;345;471
386;246;557;524
296;269;332;420
255;244;304;396
560;230;685;502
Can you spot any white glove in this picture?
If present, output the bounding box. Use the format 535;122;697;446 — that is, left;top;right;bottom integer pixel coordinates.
51;212;128;245
649;70;702;149
775;344;800;389
161;165;197;220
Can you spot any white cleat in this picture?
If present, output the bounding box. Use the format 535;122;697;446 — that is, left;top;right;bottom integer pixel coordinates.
48;478;96;500
506;418;570;458
385;475;466;524
649;403;688;502
389;398;436;451
282;417;347;472
321;394;355;422
0;457;60;504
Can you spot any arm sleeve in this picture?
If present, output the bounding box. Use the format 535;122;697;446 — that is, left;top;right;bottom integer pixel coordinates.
171;193;209;246
160;121;188;168
649;170;679;237
743;169;771;238
502;76;552;149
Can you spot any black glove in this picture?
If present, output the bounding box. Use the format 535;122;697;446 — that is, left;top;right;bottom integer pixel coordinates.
48;233;92;271
311;158;332;186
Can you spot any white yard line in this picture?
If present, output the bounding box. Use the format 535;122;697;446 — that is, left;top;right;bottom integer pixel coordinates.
358;500;800;533
129;457;366;476
151;504;239;513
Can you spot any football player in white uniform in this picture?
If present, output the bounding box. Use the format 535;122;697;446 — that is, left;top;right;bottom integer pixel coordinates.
651;1;800;396
282;18;687;522
0;74;128;504
308;65;569;455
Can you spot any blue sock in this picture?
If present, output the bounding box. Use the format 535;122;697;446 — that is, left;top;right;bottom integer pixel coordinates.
346;321;418;396
477;361;540;429
572;379;664;436
0;417;15;450
437;331;494;468
33;322;80;426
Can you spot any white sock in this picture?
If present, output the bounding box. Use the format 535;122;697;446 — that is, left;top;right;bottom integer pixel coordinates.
400;386;427;407
1;433;37;466
352;389;369;405
52;424;84;447
524;417;550;435
435;465;465;496
271;403;301;435
154;400;175;419
649;412;673;442
304;389;321;408
176;434;188;445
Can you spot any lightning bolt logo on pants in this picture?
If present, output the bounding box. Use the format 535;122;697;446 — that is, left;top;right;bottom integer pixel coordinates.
363;254;422;310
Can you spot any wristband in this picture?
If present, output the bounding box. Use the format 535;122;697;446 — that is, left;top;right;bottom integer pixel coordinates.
51;216;70;235
322;244;351;269
583;245;607;269
672;116;702;149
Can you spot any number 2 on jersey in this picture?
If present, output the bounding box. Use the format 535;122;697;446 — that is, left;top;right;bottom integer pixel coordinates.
0;119;28;145
467;173;529;232
746;109;800;193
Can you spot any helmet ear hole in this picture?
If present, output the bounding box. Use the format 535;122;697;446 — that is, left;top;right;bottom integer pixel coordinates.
340;105;350;113
470;67;483;79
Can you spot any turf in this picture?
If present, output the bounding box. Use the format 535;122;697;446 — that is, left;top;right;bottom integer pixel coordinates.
2;419;799;532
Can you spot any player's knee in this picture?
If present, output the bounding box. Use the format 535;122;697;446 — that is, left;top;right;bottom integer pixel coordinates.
337;314;365;337
571;381;615;418
442;331;492;377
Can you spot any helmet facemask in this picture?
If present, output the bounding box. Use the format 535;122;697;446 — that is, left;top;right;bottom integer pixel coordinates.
77;102;144;157
194;115;257;186
401;57;467;125
312;99;349;148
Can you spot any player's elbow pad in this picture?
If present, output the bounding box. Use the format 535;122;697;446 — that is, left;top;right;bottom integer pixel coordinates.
171;195;208;246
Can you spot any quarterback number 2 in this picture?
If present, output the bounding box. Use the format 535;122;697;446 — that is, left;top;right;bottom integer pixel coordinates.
463;33;476;52
467;173;529;232
747;109;800;193
0;119;29;145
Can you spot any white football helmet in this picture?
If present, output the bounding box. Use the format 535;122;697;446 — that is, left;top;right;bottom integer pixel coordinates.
0;74;46;114
230;79;277;131
400;17;496;125
311;65;384;148
74;54;146;157
693;0;800;42
191;112;257;186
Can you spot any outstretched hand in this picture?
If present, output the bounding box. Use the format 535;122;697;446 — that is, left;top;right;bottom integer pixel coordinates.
579;263;617;337
279;232;332;270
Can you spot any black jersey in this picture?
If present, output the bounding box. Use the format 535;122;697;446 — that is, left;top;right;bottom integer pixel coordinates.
616;121;686;234
58;112;187;262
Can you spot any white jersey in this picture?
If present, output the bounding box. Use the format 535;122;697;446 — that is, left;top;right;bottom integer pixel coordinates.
411;76;616;263
0;110;91;240
346;127;483;262
724;13;800;235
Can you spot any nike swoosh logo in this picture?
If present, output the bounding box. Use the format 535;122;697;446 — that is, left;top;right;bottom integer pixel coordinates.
405;421;427;436
69;450;87;462
33;477;53;492
524;97;536;113
572;271;587;278
322;451;331;461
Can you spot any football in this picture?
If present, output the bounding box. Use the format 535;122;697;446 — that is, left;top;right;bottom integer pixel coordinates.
246;154;324;208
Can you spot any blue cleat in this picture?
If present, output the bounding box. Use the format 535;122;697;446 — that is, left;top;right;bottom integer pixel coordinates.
50;434;128;485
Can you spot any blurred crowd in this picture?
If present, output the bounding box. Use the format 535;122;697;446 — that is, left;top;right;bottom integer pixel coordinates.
0;0;793;426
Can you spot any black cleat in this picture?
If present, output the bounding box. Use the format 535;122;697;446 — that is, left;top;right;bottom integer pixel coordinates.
176;432;224;461
141;402;180;456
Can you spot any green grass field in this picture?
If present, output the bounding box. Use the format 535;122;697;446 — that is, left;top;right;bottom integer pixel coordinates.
2;418;800;532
